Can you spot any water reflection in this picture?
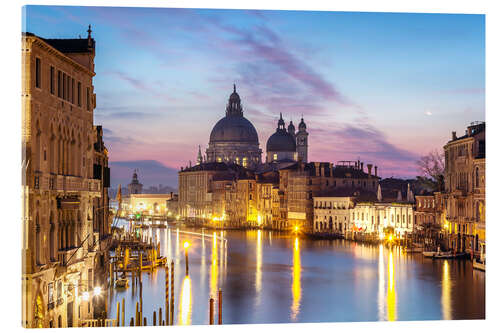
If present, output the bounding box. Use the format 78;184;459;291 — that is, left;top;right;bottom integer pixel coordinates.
210;232;218;298
442;260;451;320
291;237;302;321
178;276;192;325
377;245;385;320
387;250;397;321
256;230;262;296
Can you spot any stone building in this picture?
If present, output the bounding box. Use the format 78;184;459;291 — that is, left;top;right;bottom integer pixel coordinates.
313;192;356;235
22;29;110;328
206;85;262;168
443;121;485;254
279;161;380;233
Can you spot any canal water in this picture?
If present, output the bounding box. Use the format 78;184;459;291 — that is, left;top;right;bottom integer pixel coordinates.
107;224;485;325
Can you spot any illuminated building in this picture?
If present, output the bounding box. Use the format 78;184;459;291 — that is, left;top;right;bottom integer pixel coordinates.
22;29;110;328
443;122;485;254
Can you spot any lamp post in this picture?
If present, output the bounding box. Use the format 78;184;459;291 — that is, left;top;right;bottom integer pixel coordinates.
184;241;190;275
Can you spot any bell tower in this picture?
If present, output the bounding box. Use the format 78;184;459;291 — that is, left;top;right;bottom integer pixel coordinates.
296;117;308;162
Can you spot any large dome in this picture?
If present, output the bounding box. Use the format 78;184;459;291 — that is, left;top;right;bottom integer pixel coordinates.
266;130;296;152
209;116;259;144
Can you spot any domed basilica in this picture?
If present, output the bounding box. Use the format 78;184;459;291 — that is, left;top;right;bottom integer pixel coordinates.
202;85;308;169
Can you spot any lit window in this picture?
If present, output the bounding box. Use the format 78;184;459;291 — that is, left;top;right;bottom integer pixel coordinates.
273;154;278;161
243;157;248;167
217;157;222;162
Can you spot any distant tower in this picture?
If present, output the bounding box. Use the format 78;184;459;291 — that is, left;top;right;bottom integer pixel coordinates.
288;120;296;139
296;117;308;162
128;169;143;194
197;145;203;165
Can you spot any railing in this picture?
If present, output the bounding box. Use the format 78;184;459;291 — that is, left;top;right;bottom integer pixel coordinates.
32;173;100;192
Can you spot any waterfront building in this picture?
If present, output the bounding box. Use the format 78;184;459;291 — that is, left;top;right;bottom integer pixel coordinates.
129;193;177;215
22;29;110;328
205;85;262;168
350;201;415;239
313;192;356;235
443;122;485;254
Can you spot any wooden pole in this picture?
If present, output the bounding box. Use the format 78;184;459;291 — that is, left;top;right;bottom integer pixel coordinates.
170;260;174;325
218;289;222;324
130;318;134;326
143;317;147;326
116;301;120;327
209;298;214;325
135;301;140;326
165;263;170;326
153;311;157;326
159;307;163;327
121;298;125;327
140;281;143;320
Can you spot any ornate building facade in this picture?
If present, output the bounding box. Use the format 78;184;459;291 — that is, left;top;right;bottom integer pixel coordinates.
266;114;309;163
206;85;262;169
443;122;485;255
128;169;143;194
22;29;110;328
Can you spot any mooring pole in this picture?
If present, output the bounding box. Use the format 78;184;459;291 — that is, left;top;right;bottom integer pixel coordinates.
116;301;120;327
209;297;214;325
121;298;125;327
170;260;174;325
218;289;222;324
159;307;163;327
165;263;170;325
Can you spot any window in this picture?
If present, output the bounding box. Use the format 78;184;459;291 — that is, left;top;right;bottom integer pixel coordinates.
50;66;54;94
62;73;66;100
86;87;90;110
35;58;41;88
77;82;81;106
71;78;75;104
273;153;277;161
57;71;62;97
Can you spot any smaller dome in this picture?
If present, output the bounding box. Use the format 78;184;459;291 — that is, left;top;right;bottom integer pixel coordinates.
267;130;296;152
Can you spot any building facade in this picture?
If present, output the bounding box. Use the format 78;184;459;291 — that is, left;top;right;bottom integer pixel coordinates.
22;29;110;328
443;121;485;254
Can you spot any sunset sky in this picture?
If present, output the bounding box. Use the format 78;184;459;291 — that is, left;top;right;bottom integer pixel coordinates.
23;6;485;187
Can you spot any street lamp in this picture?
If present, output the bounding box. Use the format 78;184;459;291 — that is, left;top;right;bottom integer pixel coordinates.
93;286;101;296
294;225;300;234
184;241;190;275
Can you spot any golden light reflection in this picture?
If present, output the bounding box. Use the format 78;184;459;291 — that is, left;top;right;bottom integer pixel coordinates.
291;236;302;321
378;244;385;321
256;230;262;295
210;232;218;298
178;276;192;325
442;260;451;320
387;250;397;321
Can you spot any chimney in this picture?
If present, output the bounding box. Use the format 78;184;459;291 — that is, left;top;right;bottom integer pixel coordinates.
367;164;373;177
452;131;457;140
360;162;364;172
374;166;378;177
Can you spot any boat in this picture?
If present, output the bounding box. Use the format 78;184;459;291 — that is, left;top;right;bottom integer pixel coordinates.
115;278;129;289
405;246;423;253
423;251;438;257
473;258;485;271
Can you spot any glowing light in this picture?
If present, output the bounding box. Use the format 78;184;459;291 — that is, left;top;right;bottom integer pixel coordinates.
210;232;218;297
184;241;190;249
387;251;397;321
256;230;262;295
378;244;385;321
294;225;299;233
82;291;89;301
388;235;393;242
291;236;302;321
93;286;101;296
178;276;192;325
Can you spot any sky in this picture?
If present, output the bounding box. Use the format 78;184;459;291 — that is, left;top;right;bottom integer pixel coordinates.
23;6;485;188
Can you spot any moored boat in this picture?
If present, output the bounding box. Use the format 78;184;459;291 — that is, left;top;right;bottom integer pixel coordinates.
423;251;438;257
115;278;129;289
473;258;485;271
